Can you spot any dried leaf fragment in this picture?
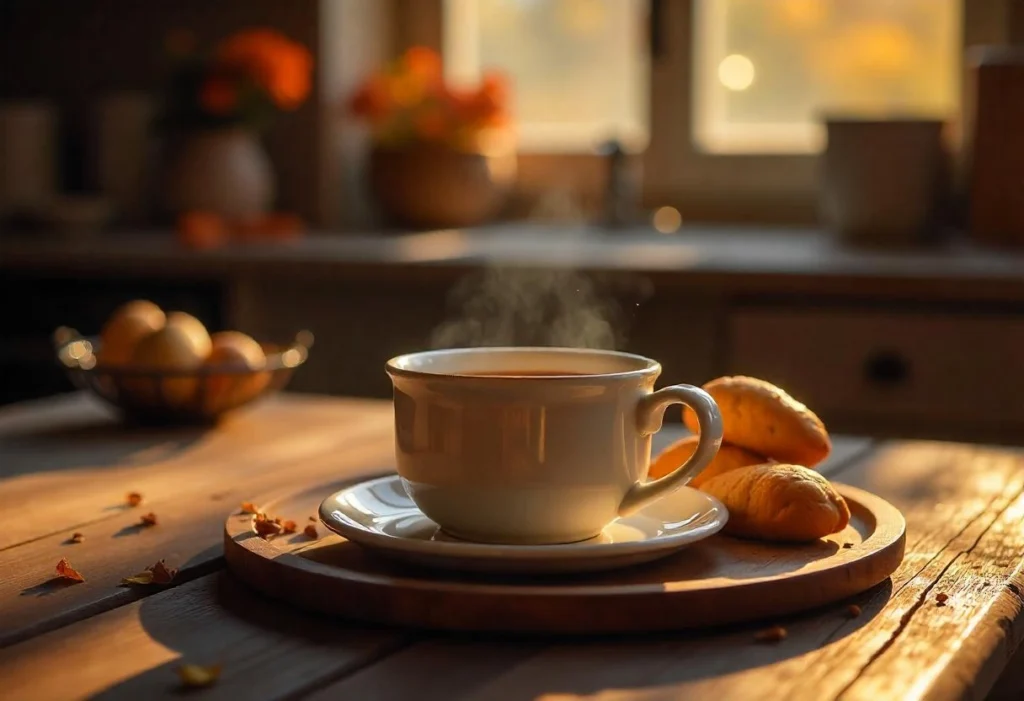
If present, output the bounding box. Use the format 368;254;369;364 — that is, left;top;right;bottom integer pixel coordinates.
121;571;155;586
150;559;178;584
240;501;259;514
121;559;178;587
139;512;158;527
304;524;318;539
69;532;84;544
754;625;787;643
282;520;297;534
126;492;143;507
254;518;282;538
846;604;862;618
842;542;854;549
177;663;222;689
56;557;85;583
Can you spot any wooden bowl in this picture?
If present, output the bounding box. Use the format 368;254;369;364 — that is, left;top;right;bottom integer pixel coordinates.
54;327;313;425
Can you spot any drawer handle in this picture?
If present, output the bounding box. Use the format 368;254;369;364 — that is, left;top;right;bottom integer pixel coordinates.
863;351;910;388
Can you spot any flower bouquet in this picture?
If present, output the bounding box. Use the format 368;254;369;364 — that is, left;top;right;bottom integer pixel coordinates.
348;47;517;229
160;29;313;221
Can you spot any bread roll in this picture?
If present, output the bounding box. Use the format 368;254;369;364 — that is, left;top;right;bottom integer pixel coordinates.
683;376;830;467
700;463;850;542
649;436;765;487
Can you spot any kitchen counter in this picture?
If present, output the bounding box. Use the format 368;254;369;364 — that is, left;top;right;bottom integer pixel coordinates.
4;225;1024;302
4;226;1024;443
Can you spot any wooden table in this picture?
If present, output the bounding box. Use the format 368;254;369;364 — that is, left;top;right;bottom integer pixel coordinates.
1;393;1022;701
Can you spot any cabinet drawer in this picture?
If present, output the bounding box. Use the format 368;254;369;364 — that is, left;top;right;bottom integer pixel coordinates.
727;309;1024;426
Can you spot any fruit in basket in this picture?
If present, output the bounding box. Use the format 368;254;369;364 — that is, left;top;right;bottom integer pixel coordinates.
203;331;270;411
98;300;166;365
165;312;213;358
127;322;211;406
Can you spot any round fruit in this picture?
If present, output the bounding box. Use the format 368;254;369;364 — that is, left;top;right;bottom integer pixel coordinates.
127;324;208;406
202;331;270;412
208;331;266;370
164;311;212;359
98;300;166;365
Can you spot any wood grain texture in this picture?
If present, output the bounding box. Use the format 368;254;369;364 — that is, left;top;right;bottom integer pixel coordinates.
0;396;395;647
316;441;1024;701
224;482;904;633
4;391;1024;701
0;392;390;549
0;573;412;701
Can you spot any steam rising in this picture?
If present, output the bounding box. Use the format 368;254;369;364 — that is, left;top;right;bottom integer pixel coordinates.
430;267;650;350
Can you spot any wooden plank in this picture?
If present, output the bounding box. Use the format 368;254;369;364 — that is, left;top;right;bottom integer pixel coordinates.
0;429;870;695
0;418;720;649
0;417;395;648
753;442;1024;700
0;393;390;549
0;573;412;701
842;490;1024;700
312;441;1024;701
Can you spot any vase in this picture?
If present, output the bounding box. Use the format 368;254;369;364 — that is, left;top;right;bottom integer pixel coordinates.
368;140;516;229
163;129;274;219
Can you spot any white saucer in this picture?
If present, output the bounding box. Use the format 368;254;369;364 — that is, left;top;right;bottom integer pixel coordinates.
318;475;728;574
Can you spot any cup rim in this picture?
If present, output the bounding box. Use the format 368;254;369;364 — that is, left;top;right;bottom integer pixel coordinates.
385;346;661;381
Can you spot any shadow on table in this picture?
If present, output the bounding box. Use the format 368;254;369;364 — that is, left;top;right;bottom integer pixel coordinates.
0;416;206;480
89;567;404;701
92;565;892;700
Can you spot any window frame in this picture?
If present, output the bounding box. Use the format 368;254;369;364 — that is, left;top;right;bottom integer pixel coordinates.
394;0;1020;224
645;0;1016;223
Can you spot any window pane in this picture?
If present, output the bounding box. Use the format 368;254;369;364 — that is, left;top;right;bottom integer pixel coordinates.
693;0;961;154
443;0;649;152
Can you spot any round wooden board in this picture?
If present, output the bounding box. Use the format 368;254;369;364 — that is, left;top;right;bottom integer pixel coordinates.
224;475;906;634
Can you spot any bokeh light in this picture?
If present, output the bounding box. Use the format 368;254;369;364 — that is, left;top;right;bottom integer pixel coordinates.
652;206;682;234
718;54;756;91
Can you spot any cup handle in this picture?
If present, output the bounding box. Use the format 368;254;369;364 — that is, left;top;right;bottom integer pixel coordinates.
618;384;723;516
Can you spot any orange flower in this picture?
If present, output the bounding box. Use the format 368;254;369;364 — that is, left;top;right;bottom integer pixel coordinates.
177;211;229;250
413;103;449;140
468;72;510;126
216;29;312;110
403;47;442;83
386;73;429;109
200;77;238;115
349;76;391;122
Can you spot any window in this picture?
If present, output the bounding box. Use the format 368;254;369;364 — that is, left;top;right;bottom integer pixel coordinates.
693;0;962;154
417;0;1008;222
442;0;649;152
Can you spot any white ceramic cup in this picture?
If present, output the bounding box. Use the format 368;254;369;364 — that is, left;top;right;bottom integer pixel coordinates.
385;347;723;545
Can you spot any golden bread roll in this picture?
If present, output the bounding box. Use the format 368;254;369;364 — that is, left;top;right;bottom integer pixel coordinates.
649;436;765;487
701;463;850;542
683;376;830;467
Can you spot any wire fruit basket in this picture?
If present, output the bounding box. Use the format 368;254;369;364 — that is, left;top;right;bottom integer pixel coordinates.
54;327;313;424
